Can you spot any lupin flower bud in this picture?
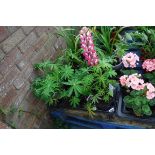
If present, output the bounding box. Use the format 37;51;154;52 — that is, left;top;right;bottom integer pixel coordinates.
80;27;99;66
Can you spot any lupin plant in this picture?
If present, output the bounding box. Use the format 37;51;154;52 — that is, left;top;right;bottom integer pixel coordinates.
32;26;117;118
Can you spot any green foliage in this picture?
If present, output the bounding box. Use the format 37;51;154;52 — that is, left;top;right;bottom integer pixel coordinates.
143;71;155;85
137;27;155;59
124;89;154;116
32;57;117;113
32;27;118;117
93;26;124;57
61;65;74;80
121;69;139;75
32;74;60;105
63;78;84;97
93;26;113;54
56;27;76;51
70;96;80;108
85;102;96;118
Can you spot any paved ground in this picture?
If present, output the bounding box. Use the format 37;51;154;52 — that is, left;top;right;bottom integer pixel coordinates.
0;121;10;129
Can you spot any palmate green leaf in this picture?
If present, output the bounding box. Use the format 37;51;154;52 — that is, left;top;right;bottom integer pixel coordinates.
85;102;96;118
92;65;102;74
61;65;74;80
91;94;101;104
60;90;69;99
104;69;117;78
79;67;90;74
33;74;59;103
63;79;84;97
99;59;112;69
103;94;110;102
82;74;94;86
97;74;107;87
70;96;80;108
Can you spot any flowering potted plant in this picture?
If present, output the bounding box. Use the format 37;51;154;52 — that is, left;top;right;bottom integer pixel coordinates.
116;41;155;122
32;27;118;118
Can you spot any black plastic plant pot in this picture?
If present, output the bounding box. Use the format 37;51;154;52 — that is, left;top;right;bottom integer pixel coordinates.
116;86;155;123
113;62;123;71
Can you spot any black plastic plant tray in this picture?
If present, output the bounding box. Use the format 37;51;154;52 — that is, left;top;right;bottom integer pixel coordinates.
48;98;117;114
48;85;119;114
116;88;155;124
48;94;118;115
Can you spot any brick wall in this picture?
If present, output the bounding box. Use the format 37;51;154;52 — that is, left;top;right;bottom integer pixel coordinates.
0;26;66;128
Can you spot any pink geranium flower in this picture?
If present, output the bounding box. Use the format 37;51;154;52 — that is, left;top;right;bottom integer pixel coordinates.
145;83;155;100
120;74;155;100
122;52;139;68
142;59;155;72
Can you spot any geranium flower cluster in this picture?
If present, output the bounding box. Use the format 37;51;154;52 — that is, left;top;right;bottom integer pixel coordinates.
80;27;99;66
145;83;155;100
142;59;155;72
120;73;155;100
120;74;144;90
122;52;139;68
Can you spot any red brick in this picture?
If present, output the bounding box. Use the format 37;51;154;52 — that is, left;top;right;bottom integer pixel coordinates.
23;65;33;80
44;34;58;52
1;28;25;53
0;48;22;75
22;26;34;35
12;65;33;91
13;78;25;90
0;67;20;96
0;27;9;42
35;26;57;37
19;113;36;129
30;50;44;65
18;31;37;53
25;91;37;104
0;60;8;75
14;82;30;107
16;60;28;71
0;121;10;129
6;26;20;34
32;33;48;52
0;49;5;61
28;71;37;83
0;87;18;108
16;48;35;70
0;73;3;81
5;48;22;68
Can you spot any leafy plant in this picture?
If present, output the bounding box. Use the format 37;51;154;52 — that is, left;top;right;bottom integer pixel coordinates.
124;89;155;116
143;71;155;85
85;102;96;118
32;27;118;117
